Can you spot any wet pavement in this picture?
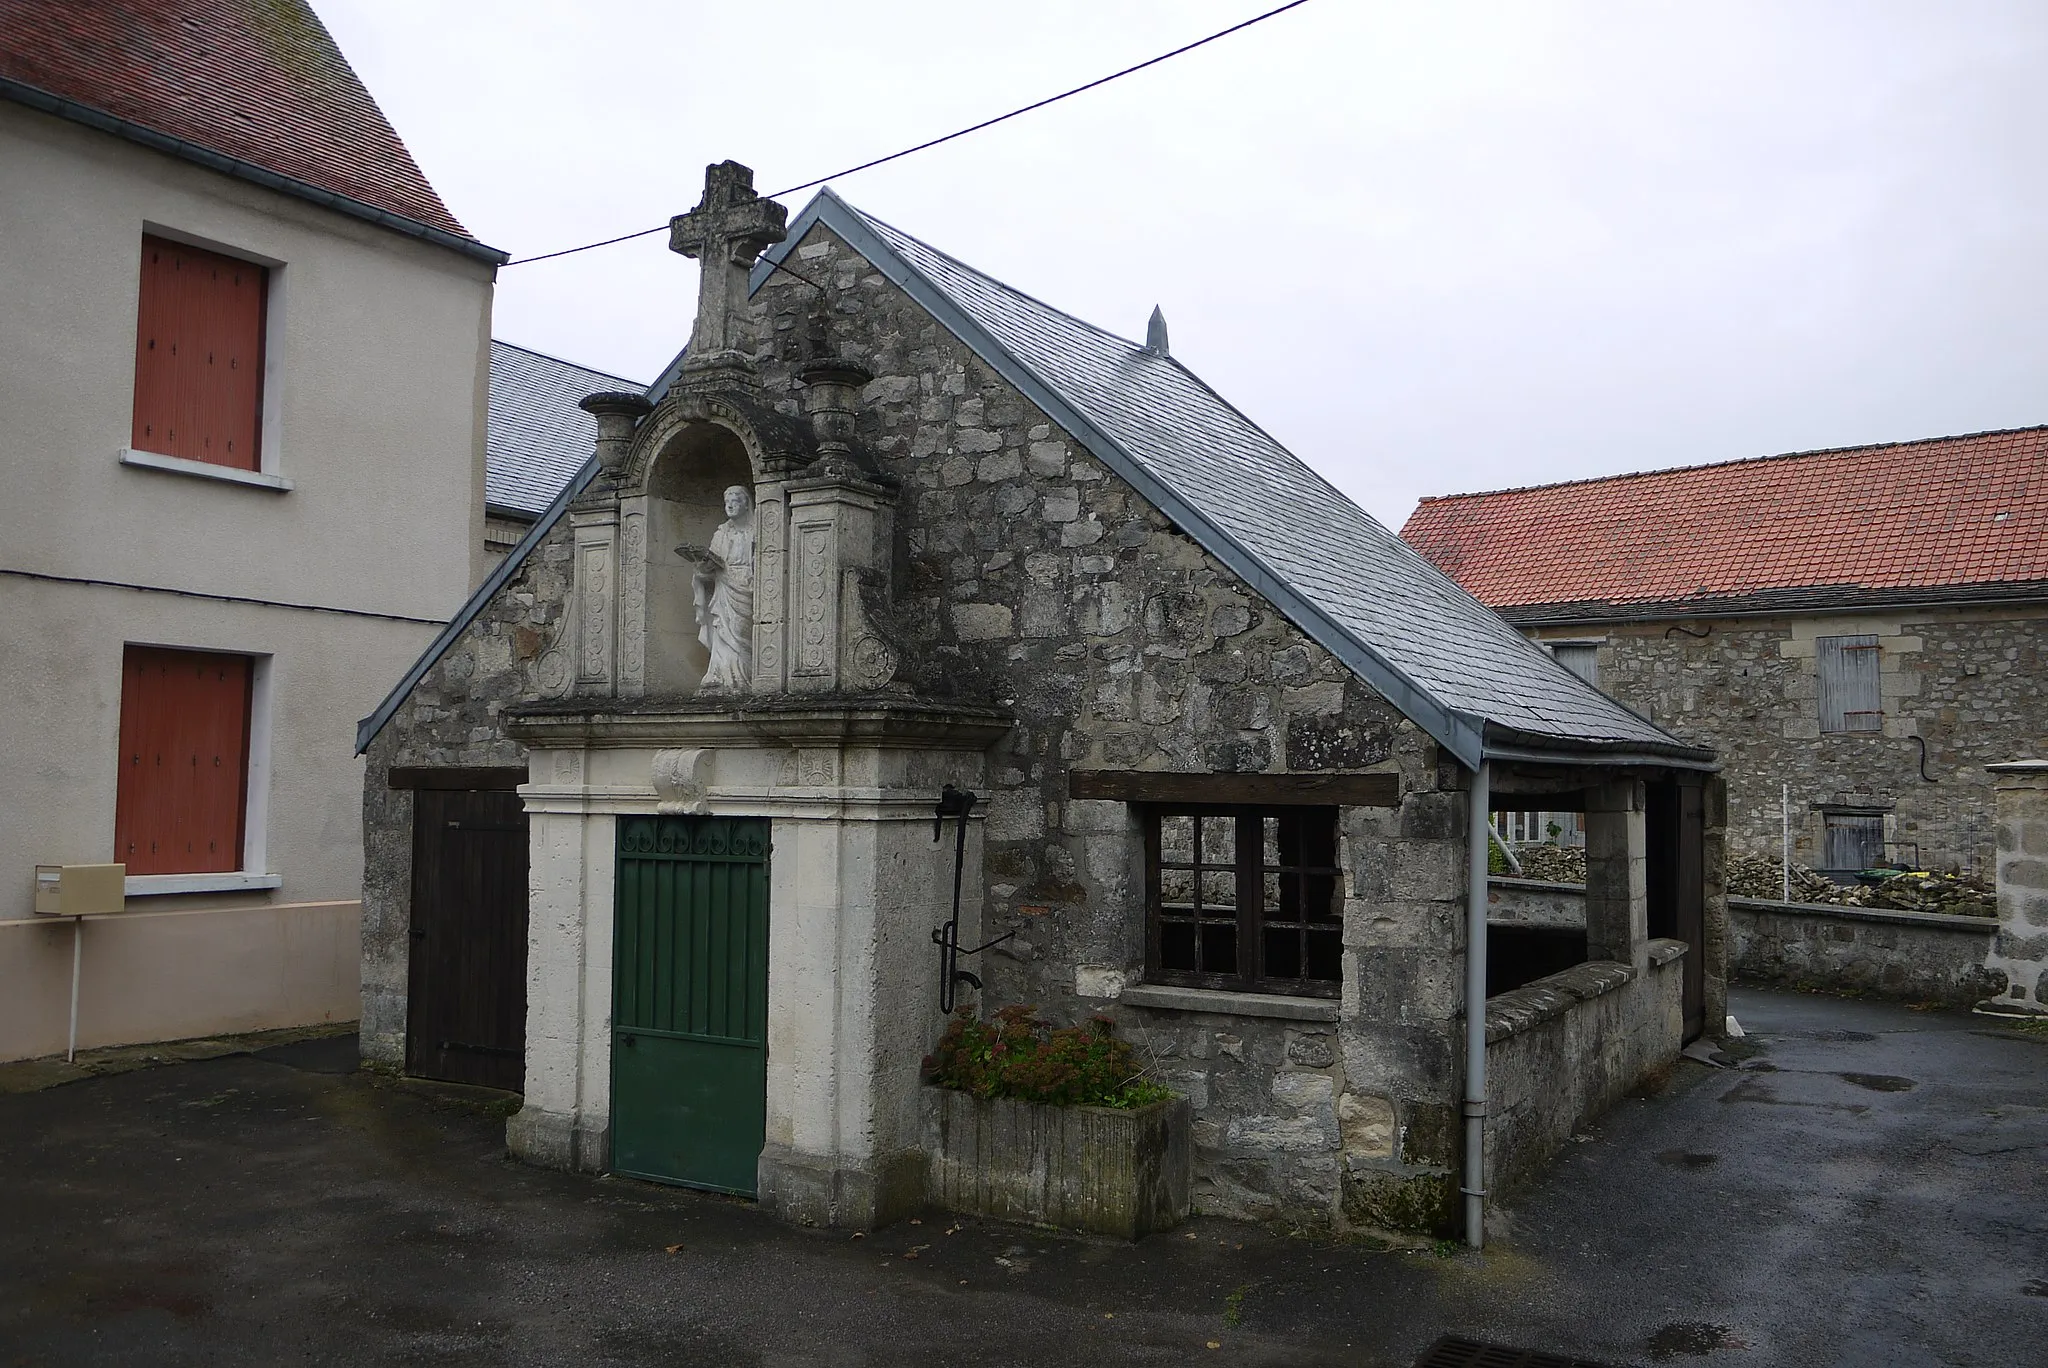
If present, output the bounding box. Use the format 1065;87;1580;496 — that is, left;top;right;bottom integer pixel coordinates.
0;988;2042;1367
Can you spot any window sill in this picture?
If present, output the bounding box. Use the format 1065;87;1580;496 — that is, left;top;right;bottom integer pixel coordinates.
125;872;282;896
1119;982;1340;1022
121;448;291;492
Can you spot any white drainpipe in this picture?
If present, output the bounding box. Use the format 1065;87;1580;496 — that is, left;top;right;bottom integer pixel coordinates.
1463;760;1491;1249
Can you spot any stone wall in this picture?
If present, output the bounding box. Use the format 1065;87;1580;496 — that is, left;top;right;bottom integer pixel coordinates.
358;522;573;1065
1729;897;1998;1005
1483;942;1686;1200
1531;604;2048;880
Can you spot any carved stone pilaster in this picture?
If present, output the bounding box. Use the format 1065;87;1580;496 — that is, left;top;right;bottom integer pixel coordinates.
617;498;649;696
751;480;790;693
782;475;896;694
570;509;619;695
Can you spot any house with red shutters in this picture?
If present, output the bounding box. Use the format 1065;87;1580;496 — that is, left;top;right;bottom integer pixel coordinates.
1402;427;2048;881
0;0;504;1061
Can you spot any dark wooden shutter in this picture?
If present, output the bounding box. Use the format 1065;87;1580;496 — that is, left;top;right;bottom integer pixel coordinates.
1817;635;1882;733
114;647;253;875
132;235;267;470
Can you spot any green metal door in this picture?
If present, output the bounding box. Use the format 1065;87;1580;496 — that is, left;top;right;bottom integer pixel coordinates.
611;815;770;1194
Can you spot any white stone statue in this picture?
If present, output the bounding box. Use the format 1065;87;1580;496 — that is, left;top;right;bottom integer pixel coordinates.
679;485;756;692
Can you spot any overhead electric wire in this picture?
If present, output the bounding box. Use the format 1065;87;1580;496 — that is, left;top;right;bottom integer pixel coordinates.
503;0;1313;267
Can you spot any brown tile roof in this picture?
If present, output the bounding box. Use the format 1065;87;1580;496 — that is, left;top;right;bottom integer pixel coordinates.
0;0;479;244
1400;426;2048;620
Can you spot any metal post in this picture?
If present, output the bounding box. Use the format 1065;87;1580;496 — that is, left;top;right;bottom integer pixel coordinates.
1463;760;1491;1250
67;917;83;1064
1781;783;1791;902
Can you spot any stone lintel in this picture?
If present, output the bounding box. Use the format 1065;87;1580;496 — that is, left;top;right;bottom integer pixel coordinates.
1119;983;1340;1022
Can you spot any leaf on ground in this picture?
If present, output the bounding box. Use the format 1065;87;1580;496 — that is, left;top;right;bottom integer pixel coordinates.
663;1243;683;1255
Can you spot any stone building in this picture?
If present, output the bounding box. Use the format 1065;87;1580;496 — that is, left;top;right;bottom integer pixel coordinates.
1402;430;2048;881
0;0;500;1061
356;163;1724;1239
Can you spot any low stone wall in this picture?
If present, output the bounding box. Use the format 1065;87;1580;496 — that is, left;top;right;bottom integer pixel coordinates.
1491;876;2001;1007
1483;941;1686;1200
1729;896;1999;1004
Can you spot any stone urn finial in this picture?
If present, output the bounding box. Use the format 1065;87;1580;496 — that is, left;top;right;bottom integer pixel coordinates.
580;391;653;472
798;356;873;476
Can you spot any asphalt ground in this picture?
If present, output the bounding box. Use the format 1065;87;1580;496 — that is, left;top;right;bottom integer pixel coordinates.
1;987;2042;1367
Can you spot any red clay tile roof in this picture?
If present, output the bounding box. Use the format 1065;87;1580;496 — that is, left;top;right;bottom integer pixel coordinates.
0;0;476;242
1400;427;2048;619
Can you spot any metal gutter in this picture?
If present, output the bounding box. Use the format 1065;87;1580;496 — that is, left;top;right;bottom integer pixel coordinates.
1462;760;1491;1249
759;189;1489;768
1482;743;1721;772
1504;587;2048;628
353;458;597;754
0;77;509;267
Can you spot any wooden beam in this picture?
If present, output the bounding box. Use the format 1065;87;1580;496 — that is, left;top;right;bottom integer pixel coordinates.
388;765;527;792
1068;770;1398;807
1488;789;1589;813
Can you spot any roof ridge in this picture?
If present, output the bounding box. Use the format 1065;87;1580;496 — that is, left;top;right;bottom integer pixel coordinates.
491;337;645;389
1413;423;2048;506
833;192;1150;353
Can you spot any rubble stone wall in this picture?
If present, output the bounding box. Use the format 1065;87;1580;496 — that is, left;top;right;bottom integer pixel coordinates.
751;224;1470;1231
1532;604;2048;880
1729;897;1999;1005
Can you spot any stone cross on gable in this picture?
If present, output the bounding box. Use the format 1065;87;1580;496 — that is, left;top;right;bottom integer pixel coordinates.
670;160;789;369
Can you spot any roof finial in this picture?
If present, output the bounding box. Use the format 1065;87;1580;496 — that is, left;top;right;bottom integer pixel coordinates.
1145;305;1169;357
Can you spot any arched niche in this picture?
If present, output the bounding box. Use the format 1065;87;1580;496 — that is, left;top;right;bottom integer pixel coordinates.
630;421;755;695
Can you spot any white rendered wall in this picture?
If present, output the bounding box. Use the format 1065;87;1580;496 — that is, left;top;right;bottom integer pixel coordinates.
0;102;493;1051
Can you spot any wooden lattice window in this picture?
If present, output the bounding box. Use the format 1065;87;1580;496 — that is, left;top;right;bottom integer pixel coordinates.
1145;806;1342;997
132;235;268;470
1817;634;1882;733
114;646;253;875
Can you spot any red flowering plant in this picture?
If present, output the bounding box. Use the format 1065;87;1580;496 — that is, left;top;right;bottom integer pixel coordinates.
924;1003;1173;1109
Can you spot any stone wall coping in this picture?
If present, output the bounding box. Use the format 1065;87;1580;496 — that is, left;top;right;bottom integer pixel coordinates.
1118;983;1340;1022
1729;895;1998;934
1484;958;1634;1043
1500;876;2001;935
1480;946;1680;1046
1646;937;1688;968
1489;876;1588;896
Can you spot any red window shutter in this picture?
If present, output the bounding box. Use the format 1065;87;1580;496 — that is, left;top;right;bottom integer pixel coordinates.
132;236;267;471
113;647;254;876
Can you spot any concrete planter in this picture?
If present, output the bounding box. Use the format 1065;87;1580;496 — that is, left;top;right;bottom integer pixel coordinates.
921;1086;1191;1239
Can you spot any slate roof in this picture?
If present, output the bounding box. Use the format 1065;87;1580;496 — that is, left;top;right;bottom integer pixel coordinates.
488;341;645;519
0;0;498;258
361;190;1706;766
769;191;1695;766
1401;427;2048;624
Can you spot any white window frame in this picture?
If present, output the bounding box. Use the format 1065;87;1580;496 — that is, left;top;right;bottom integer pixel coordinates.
119;223;291;493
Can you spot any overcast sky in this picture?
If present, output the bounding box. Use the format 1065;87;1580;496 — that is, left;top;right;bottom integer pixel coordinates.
319;1;2046;530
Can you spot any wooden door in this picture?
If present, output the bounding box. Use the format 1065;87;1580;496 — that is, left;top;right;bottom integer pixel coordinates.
611;815;770;1195
406;788;529;1091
